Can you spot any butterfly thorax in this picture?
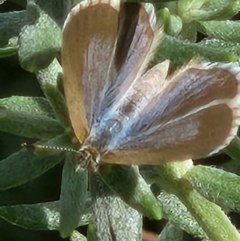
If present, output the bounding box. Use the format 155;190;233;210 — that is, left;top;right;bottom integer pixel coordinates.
89;118;123;147
77;118;124;170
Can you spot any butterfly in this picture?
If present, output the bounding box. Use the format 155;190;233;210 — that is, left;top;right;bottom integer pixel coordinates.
61;0;240;170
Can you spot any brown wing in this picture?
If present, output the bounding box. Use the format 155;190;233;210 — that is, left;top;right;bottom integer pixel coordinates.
62;0;161;145
103;62;240;164
99;2;162;116
62;0;121;143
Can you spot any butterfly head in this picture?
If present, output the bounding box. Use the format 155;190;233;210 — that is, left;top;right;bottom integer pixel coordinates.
77;143;101;171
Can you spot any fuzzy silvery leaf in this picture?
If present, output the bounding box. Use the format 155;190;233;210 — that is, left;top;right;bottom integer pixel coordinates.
153;34;238;66
0;45;17;58
59;153;88;238
0;148;63;191
157;191;208;239
18;2;61;72
184;165;240;212
70;231;87;241
98;164;162;220
0;200;91;230
197;20;240;43
36;59;70;128
89;173;142;241
178;0;240;23
157;221;183;241
0;10;27;46
0;96;63;139
157;8;183;37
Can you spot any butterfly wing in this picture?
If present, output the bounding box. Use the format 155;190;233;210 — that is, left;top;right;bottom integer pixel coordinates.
103;62;240;164
98;2;161;118
62;0;161;144
62;0;121;143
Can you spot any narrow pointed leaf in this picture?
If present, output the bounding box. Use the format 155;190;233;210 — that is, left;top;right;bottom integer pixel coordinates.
90;172;142;241
157;221;183;241
0;200;91;230
178;186;240;241
70;230;87;241
0;99;63;139
198;38;240;59
0;45;18;58
98;164;162;220
153;34;237;66
0;96;54;118
0;143;64;191
59;153;88;238
224;137;240;161
31;133;74;158
36;59;70;128
157;191;208;239
178;0;240;22
197;20;240;43
157;8;182;37
18;2;61;72
184;165;240;212
0;11;27;46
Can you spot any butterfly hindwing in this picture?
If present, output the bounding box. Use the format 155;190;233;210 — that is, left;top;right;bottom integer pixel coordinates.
104;63;240;164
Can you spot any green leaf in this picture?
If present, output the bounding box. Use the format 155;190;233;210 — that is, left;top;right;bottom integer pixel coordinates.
0;45;18;58
0;96;63;139
30;0;71;27
197;20;240;43
157;222;183;241
36;59;70;128
178;184;240;241
98;164;162;220
89;172;142;241
18;2;61;72
0;201;60;230
153;34;237;66
224;137;240;162
184;165;240;213
157;191;207;239
198;38;240;60
178;0;240;23
70;231;87;241
0;200;91;230
145;161;240;241
157;8;183;37
0;96;54;118
0;11;27;46
30;133;74;158
0;148;63;191
59;153;88;238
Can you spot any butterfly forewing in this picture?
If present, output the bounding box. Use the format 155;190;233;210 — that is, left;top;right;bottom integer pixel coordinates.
62;0;121;143
99;2;160;116
103;63;240;165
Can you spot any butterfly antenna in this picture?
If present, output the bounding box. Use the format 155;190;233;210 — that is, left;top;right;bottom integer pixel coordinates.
22;142;80;154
